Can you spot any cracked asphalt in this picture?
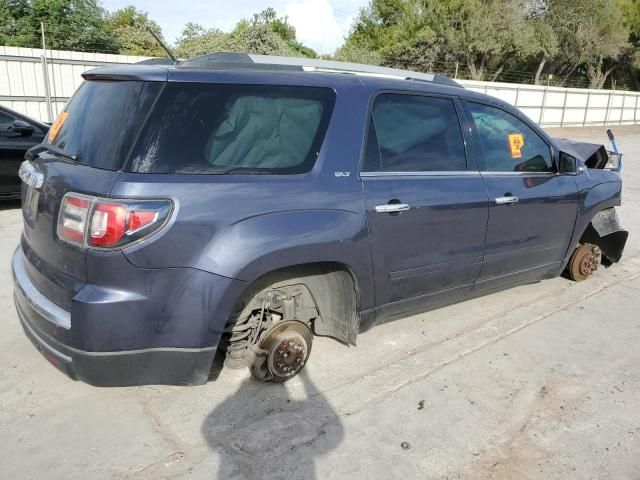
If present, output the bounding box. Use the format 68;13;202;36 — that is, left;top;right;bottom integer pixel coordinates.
1;125;639;479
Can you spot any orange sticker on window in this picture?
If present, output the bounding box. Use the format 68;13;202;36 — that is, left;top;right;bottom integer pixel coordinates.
508;133;524;159
48;111;68;142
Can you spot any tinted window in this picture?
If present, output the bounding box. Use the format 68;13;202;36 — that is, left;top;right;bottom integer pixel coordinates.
0;110;14;125
466;102;553;173
128;84;335;174
48;81;162;170
363;94;466;172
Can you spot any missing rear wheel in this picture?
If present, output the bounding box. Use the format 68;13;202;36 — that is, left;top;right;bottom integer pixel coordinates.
248;320;313;382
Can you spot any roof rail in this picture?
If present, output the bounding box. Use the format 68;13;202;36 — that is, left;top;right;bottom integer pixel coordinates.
178;52;461;88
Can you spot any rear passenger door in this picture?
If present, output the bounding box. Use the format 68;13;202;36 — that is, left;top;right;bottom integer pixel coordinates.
463;101;579;289
361;93;489;316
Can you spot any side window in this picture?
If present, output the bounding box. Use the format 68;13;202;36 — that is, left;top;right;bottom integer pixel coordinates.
363;94;467;172
466;102;553;173
0;111;14;126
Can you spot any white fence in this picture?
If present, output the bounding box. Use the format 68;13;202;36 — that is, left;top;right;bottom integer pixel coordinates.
0;46;148;123
459;79;640;128
1;45;640;127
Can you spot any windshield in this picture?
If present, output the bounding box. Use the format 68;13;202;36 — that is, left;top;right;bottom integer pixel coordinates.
47;81;162;170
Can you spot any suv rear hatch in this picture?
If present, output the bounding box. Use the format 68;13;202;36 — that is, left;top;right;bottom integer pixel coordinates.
20;79;163;311
21;69;336;309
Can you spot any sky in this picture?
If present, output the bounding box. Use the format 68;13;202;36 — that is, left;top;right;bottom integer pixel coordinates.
100;0;368;54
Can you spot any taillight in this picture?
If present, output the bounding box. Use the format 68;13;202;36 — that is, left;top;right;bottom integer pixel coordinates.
57;193;173;249
59;195;90;243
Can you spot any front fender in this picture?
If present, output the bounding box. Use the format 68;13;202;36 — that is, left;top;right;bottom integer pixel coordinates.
563;179;624;264
199;209;374;309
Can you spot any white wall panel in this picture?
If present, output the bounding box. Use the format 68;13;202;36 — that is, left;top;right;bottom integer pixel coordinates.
1;47;639;126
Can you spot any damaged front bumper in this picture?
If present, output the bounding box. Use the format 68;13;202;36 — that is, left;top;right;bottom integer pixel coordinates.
583;208;628;264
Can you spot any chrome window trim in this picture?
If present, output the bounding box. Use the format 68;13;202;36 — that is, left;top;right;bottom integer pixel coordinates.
359;91;470;174
479;171;558;177
360;170;481;177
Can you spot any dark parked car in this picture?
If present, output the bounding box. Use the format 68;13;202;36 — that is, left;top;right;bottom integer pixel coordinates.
12;55;628;386
0;106;48;199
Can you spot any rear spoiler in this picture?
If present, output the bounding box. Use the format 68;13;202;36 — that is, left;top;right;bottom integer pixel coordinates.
82;65;169;82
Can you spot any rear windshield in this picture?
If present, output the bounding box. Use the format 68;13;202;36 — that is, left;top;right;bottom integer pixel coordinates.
49;81;335;175
48;81;162;170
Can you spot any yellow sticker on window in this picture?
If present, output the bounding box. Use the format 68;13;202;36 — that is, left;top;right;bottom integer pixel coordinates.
508;133;524;159
48;111;68;142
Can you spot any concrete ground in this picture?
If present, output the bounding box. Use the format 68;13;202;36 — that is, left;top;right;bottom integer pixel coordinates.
1;125;639;479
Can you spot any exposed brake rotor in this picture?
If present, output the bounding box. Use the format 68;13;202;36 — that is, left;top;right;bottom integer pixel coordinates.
569;243;602;281
248;320;312;382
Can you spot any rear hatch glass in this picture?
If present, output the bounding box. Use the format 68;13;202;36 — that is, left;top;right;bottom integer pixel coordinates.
48;81;335;175
48;81;162;170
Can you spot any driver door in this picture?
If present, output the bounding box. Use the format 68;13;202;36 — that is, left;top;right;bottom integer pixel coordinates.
463;100;579;291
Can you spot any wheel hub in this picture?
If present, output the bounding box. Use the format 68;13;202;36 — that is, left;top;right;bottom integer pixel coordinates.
269;336;308;377
578;245;601;276
248;320;312;382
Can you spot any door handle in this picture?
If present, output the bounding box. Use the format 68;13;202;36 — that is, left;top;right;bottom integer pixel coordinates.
375;203;410;213
495;195;519;205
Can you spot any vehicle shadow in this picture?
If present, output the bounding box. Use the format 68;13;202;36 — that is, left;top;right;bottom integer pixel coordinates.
201;370;344;479
0;199;21;211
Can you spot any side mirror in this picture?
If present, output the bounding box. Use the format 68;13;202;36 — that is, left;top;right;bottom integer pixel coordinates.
10;119;35;136
559;152;581;175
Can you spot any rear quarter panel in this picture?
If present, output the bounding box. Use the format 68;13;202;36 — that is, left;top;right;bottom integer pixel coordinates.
113;82;376;311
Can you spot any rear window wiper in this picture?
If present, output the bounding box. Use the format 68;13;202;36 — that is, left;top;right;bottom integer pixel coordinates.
26;144;80;163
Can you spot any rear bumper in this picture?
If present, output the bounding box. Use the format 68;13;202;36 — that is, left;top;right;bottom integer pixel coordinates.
12;248;230;386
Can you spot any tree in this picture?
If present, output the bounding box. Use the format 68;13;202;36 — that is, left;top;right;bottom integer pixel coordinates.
249;7;316;57
251;7;296;43
616;0;640;87
0;0;118;52
175;8;317;59
580;0;629;88
175;24;235;58
31;0;117;52
336;0;438;69
526;17;559;85
339;0;528;80
542;0;629;88
435;0;529;81
229;18;294;56
0;0;32;46
106;6;166;57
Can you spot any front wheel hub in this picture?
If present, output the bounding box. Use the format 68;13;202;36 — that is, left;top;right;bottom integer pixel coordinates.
569;243;602;281
249;320;312;382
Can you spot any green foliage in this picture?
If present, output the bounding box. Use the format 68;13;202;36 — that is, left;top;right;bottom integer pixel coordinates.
175;23;228;58
340;0;638;88
0;1;31;46
175;8;316;59
106;6;166;57
0;1;170;56
4;0;119;52
251;7;296;43
1;1;637;88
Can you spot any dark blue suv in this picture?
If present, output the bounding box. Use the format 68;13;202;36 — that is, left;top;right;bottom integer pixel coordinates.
12;54;628;386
